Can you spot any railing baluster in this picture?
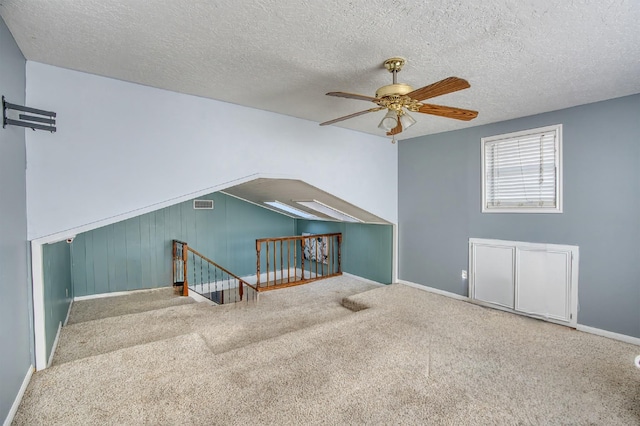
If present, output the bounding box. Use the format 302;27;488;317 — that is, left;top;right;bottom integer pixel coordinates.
266;242;270;287
321;237;325;277
329;237;333;275
337;234;342;274
293;240;297;282
280;240;283;286
172;241;176;289
256;240;261;289
182;243;189;296
287;240;291;283
300;237;305;281
272;241;276;286
173;242;257;305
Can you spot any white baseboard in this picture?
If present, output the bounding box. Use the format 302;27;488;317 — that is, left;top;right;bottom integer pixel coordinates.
74;286;169;301
576;324;640;347
63;299;73;326
3;364;34;426
342;272;385;286
397;279;469;301
48;321;62;368
397;280;640;347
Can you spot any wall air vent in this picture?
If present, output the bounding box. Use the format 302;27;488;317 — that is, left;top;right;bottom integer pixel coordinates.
193;199;214;210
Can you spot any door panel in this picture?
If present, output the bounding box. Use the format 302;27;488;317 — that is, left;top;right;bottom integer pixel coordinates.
472;244;515;309
516;249;570;321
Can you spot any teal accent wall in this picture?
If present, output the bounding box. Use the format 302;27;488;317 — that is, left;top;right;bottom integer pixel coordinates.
43;241;72;362
296;220;393;284
71;192;295;296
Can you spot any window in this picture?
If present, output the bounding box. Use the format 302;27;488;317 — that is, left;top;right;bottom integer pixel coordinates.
264;201;320;220
481;124;562;213
295;200;363;223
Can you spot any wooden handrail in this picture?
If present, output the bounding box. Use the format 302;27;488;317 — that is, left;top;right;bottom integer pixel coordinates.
256;233;342;244
255;232;342;291
185;246;258;293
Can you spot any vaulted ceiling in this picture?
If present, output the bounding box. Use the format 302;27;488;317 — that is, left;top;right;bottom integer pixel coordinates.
223;179;390;224
2;1;639;140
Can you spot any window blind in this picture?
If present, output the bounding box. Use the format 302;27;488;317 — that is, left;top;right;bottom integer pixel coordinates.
484;129;558;209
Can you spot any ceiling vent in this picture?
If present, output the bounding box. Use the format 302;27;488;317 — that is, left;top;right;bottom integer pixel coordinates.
193;199;214;210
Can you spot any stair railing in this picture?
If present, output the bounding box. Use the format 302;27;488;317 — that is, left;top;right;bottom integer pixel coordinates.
255;233;342;291
172;239;189;296
172;240;258;304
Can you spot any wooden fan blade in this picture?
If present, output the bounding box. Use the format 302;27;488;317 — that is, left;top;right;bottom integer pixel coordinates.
326;92;379;102
386;119;402;136
407;77;470;101
319;107;384;126
417;103;478;121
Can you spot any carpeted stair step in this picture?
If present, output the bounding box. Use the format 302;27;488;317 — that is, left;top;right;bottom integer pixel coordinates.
14;333;217;425
52;293;365;366
67;287;195;325
15;307;433;425
53;277;381;366
51;302;211;366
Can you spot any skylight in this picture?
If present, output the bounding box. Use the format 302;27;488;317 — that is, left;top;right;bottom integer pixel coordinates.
295;200;363;223
264;201;320;220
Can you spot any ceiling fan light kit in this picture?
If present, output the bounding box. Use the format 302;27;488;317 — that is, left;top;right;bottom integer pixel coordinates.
378;109;398;131
320;57;478;141
399;111;416;129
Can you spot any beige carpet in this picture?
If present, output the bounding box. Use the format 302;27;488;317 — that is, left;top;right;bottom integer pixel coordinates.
66;287;196;325
14;277;640;425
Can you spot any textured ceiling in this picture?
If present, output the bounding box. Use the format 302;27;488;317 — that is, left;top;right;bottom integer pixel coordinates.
1;1;639;139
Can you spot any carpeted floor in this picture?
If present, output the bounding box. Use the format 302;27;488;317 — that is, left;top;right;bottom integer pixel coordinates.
14;276;640;425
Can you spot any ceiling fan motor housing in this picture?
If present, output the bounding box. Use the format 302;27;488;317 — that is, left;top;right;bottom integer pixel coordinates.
375;83;414;99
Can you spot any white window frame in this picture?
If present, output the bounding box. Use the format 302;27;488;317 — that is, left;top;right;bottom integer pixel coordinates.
481;124;563;213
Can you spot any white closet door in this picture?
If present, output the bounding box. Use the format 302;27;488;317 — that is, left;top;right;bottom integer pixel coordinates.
515;249;571;321
472;244;515;309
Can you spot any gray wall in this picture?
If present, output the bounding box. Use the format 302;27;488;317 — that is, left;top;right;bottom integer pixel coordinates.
70;192;296;296
398;94;640;338
0;16;32;422
296;220;393;284
42;241;72;361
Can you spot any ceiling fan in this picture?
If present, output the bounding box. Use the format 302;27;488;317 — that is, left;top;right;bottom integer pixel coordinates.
320;57;478;141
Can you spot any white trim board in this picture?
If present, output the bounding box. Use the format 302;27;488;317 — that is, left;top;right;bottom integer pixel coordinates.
74;286;172;301
397;279;640;348
396;279;469;301
64;298;73;326
3;365;34;426
32;172;295;245
343;272;385;287
576;325;640;347
30;241;46;371
48;321;62;368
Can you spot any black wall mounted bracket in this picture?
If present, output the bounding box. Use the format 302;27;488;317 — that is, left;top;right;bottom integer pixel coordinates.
2;95;56;132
